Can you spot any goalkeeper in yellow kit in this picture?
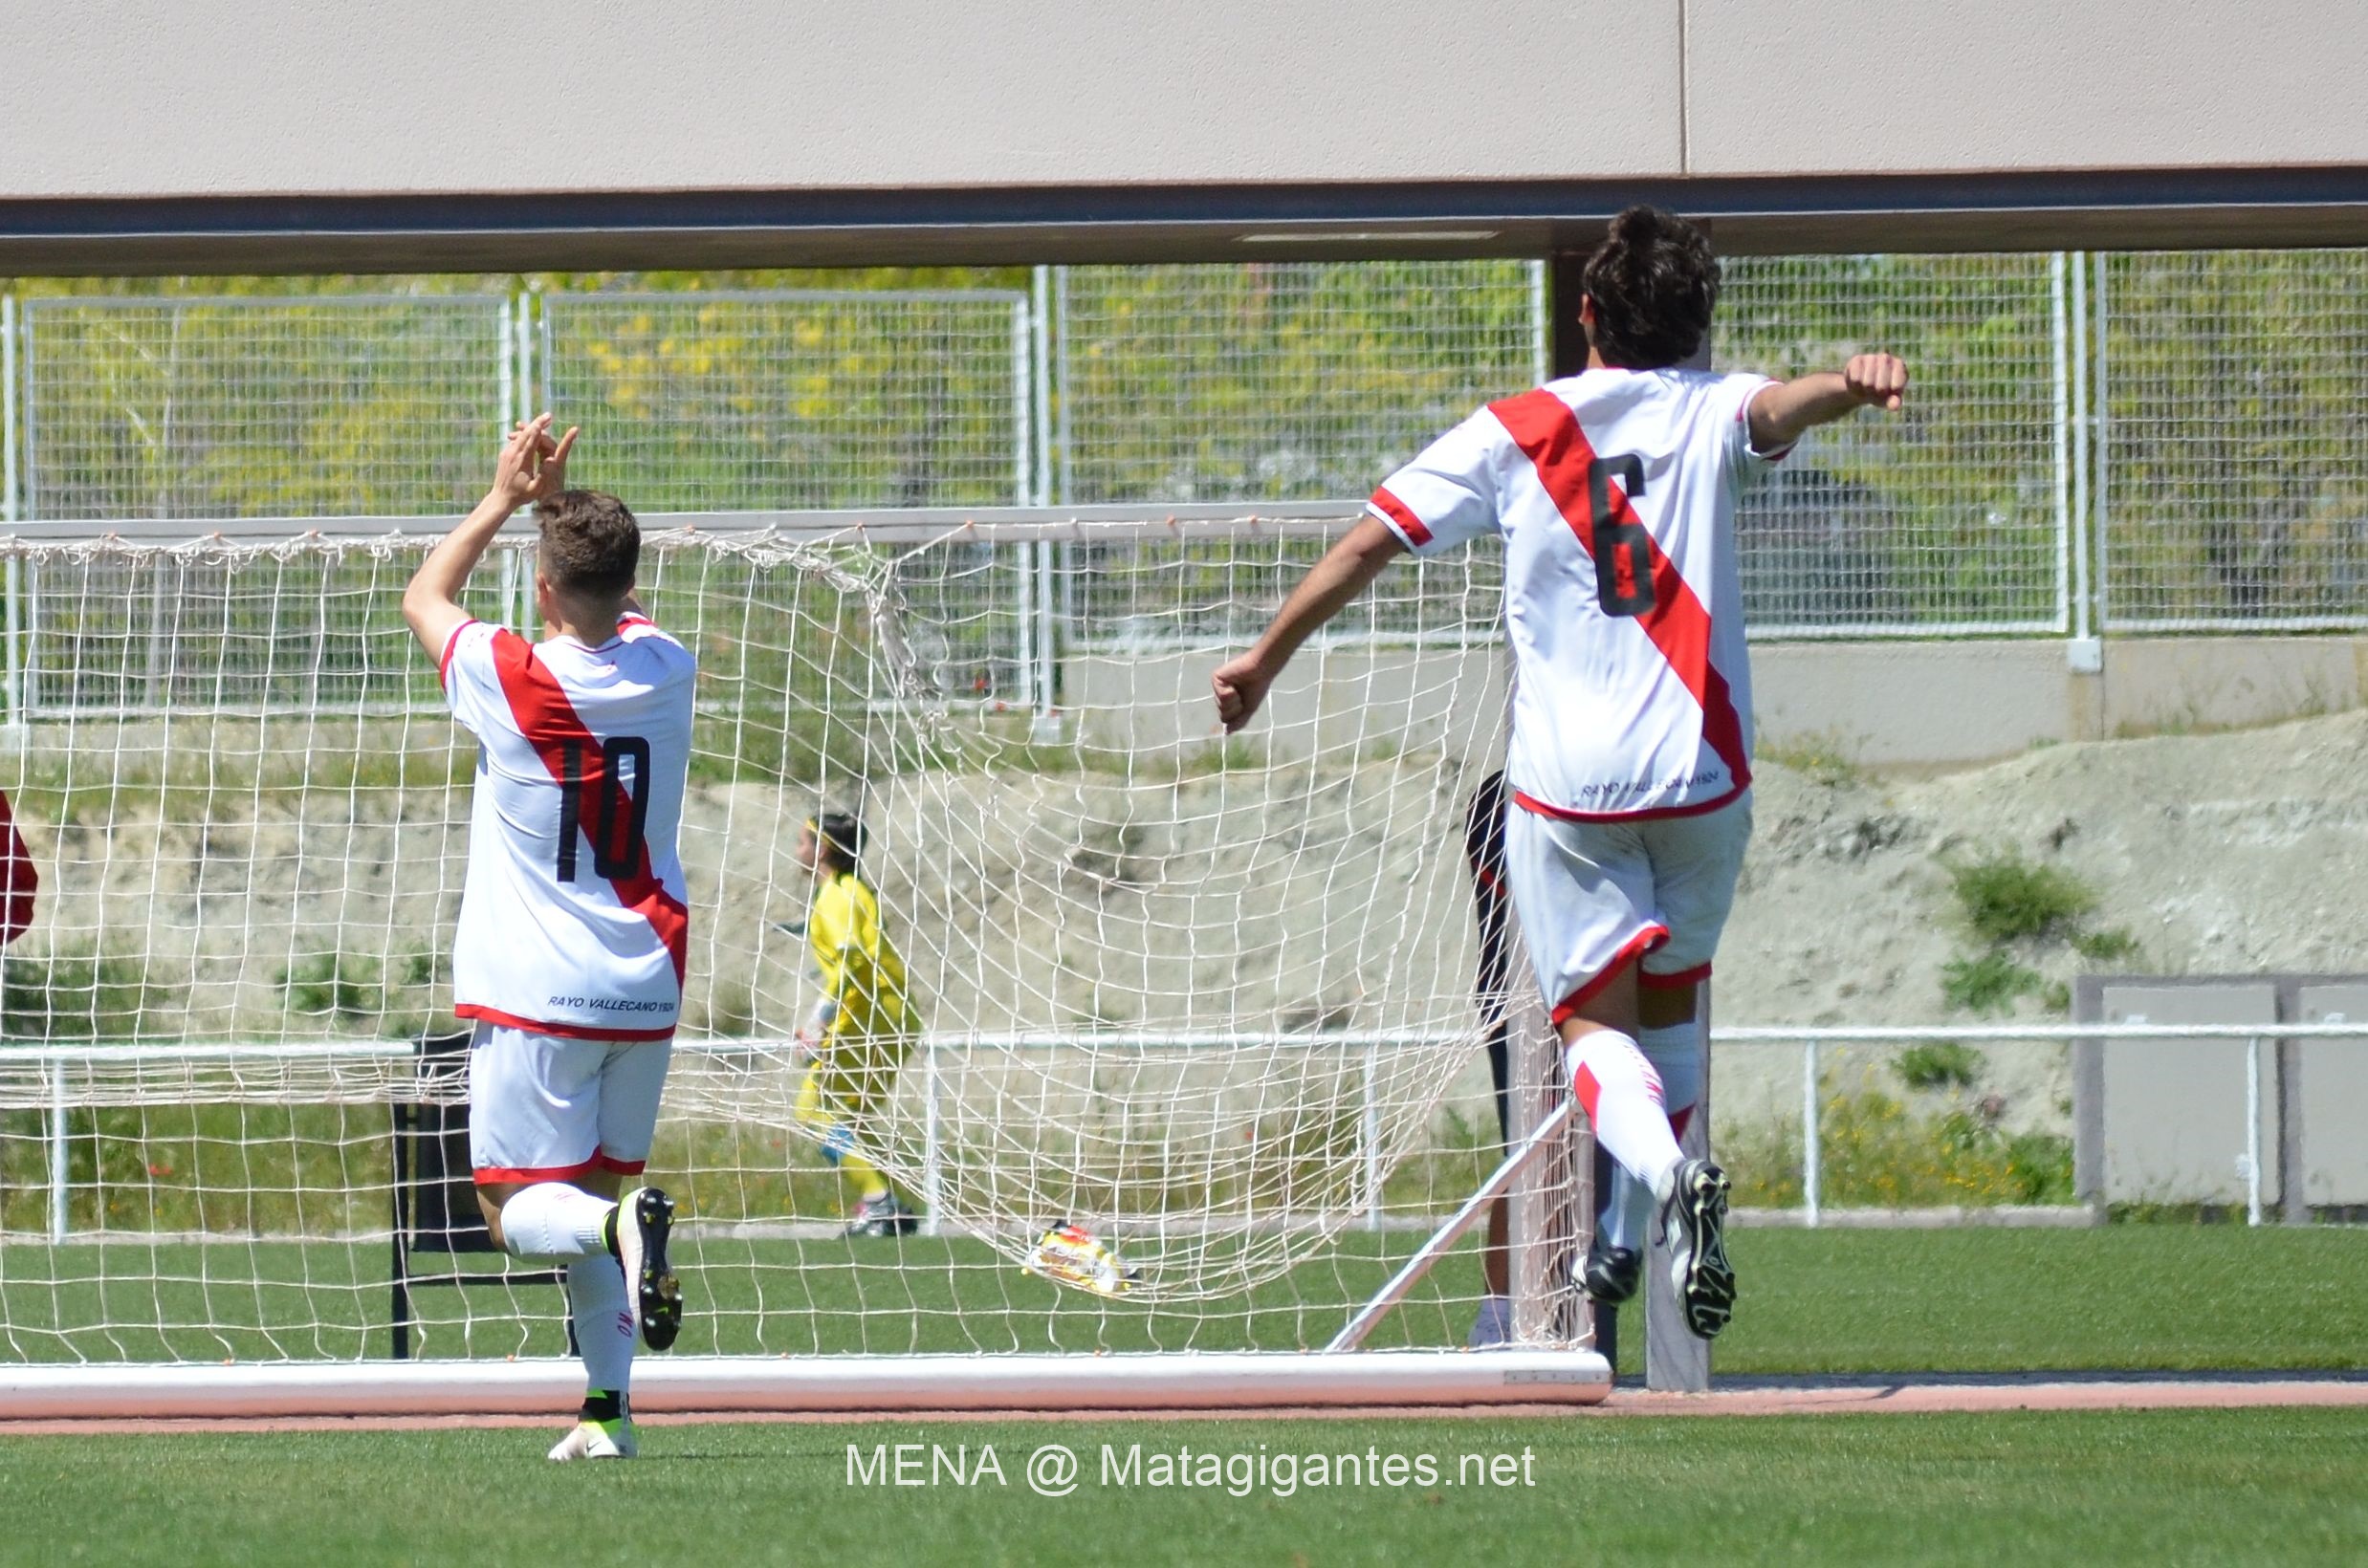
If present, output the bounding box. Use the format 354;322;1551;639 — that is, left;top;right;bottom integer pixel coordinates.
790;811;923;1236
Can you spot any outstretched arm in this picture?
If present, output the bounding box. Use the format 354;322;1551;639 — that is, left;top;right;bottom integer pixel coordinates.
1211;515;1406;733
1745;354;1909;454
402;413;579;663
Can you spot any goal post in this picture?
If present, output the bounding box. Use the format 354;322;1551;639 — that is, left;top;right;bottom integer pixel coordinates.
0;509;1606;1415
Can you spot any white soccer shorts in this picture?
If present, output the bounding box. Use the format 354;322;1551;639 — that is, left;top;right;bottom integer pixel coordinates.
467;1021;673;1186
1502;793;1753;1024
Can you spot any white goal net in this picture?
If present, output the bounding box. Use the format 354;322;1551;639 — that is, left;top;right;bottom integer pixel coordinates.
0;512;1590;1391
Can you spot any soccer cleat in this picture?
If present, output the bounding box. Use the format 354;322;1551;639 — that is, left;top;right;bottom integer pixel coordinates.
1466;1294;1514;1349
617;1187;683;1352
1581;1235;1643;1305
1659;1158;1736;1339
844;1190;919;1239
547;1418;637;1461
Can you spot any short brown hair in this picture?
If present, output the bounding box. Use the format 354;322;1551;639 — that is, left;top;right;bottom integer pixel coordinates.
536;490;640;599
1583;206;1721;370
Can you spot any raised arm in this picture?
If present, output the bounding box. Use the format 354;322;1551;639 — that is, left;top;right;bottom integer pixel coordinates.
402;413;579;663
1745;354;1909;455
1211;515;1406;733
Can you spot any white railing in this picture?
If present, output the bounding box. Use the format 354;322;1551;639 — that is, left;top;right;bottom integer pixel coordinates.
1721;1022;2368;1228
13;1022;2366;1244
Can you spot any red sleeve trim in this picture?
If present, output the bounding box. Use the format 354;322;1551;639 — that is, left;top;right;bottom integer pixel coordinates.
1640;962;1712;991
1368;486;1433;548
1549;924;1672;1026
473;1158;601;1186
437;619;479;690
594;1153;649;1175
456;1003;678;1043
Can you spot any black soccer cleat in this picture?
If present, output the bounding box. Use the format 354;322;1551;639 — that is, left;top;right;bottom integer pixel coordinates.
617;1187;683;1352
1660;1159;1736;1340
843;1190;920;1239
1581;1235;1643;1306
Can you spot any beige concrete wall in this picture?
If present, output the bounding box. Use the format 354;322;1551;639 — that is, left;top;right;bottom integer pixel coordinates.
4;0;1676;197
5;1;2362;200
1686;0;2368;174
1072;636;2368;772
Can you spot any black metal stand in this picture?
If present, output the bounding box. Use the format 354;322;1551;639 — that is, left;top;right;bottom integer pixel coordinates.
389;1029;565;1360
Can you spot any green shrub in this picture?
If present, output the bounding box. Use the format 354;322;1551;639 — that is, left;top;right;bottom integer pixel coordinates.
0;951;171;1041
278;951;432;1038
1940;951;2047;1015
1895;1041;1984;1092
2072;926;2144;965
1727;1084;2075;1209
1759;731;1865;788
1946;853;2096;944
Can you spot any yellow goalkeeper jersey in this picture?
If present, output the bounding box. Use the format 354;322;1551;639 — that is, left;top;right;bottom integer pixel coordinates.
806;870;921;1052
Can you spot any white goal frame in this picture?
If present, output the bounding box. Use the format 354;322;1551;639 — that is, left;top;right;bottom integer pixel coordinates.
0;504;1610;1417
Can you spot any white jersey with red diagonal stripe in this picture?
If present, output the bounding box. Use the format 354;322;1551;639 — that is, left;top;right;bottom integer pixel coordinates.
438;613;696;1039
1369;367;1786;820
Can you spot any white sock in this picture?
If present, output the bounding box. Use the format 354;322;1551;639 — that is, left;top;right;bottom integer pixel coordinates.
1567;1031;1684;1201
1636;1022;1703;1120
569;1254;636;1399
496;1182;616;1260
1598;1165;1655;1251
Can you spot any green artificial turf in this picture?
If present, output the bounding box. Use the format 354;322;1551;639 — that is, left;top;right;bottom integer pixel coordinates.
3;1222;2360;1376
3;1408;2365;1567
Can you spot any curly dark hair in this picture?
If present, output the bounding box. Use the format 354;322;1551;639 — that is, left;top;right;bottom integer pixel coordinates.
1582;206;1721;370
535;489;640;599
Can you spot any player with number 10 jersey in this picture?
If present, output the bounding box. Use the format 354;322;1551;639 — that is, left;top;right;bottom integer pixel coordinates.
442;611;694;1038
403;415;698;1460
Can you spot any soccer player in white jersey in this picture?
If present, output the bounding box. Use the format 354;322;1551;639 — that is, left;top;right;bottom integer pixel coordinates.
1215;207;1907;1340
403;413;697;1459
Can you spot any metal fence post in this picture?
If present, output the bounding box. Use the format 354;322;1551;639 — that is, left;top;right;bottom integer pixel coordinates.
2;293;16;528
2091;254;2113;637
2050;252;2072;639
515;291;537;424
49;1056;70;1242
918;1040;945;1238
496;295;514;443
2069;253;2094;651
1803;1036;1822;1228
2245;1034;2264;1226
1526;259;1549;387
1361;1038;1384;1230
3;557;19;734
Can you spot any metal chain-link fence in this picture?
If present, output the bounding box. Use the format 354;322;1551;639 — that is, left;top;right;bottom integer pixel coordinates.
1717;254;2071;636
1050;260;1546;505
2097;250;2368;630
537;290;1029;512
4;255;2366;693
16;295;506;519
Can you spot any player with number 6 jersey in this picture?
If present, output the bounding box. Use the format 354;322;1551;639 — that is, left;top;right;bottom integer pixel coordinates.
1213;206;1908;1344
402;413;696;1461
